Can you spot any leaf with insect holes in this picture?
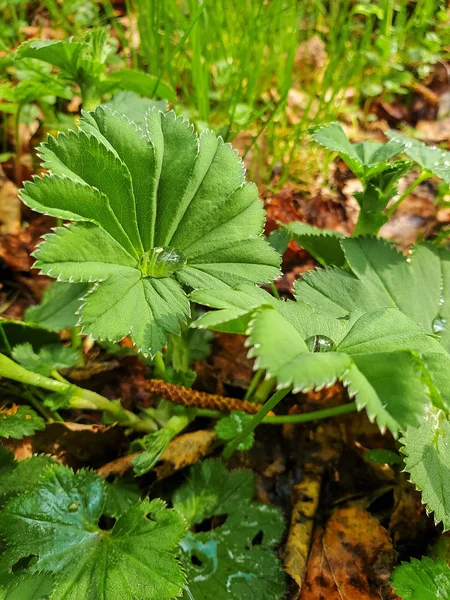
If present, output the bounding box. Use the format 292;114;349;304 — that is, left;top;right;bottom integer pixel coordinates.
0;405;45;440
0;464;187;600
281;222;346;266
309;121;405;180
391;556;450;599
20;107;280;355
401;408;450;531
12;343;81;376
387;130;450;183
24;281;89;332
173;459;286;600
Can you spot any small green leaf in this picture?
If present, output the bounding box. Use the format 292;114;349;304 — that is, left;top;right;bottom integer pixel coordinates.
387;130;450;183
0;464;187;600
391;556;450;599
215;410;255;451
0;319;59;353
173;459;286;600
15;39;84;77
363;449;402;465
310;122;404;179
24;282;89;332
402;408;450;530
104;477;141;518
0;451;54;507
104;69;176;103
132;428;173;476
12;343;80;376
0;405;45;440
103;92;167;129
281;222;346;266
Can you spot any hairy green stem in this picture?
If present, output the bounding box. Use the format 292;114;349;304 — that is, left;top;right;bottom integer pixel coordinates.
222;387;291;460
386;170;431;218
153;352;167;378
0;353;152;433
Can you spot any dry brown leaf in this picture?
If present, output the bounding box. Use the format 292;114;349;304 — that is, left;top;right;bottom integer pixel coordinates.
98;429;217;480
300;507;397;600
285;474;321;595
0;169;20;235
3;422;125;468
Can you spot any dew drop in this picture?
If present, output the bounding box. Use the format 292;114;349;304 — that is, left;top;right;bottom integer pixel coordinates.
432;316;447;334
305;335;336;353
139;247;187;278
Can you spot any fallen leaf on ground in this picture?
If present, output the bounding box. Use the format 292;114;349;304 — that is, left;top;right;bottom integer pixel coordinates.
0;168;20;235
300;507;397;599
98;429;217;480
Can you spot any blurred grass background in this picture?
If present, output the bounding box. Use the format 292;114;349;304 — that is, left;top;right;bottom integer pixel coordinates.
1;0;449;185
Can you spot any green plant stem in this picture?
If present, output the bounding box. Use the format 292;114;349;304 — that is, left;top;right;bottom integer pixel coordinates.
0;353;152;432
386;170;431;218
244;369;264;401
253;375;276;404
194;402;357;425
0;323;12;355
153;352;166;378
264;402;357;424
222;387;291;460
269;282;280;300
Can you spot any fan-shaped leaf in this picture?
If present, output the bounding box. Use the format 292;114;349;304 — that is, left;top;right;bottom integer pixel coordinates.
21;107;280;354
0;464;187;600
0;405;45;440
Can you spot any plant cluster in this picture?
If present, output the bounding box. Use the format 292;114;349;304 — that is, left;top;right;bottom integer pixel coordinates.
0;81;450;600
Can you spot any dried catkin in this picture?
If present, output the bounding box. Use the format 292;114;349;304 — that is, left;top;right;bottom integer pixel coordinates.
145;379;263;414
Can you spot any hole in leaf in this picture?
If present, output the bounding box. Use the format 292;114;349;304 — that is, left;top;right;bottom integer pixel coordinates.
12;555;37;574
98;515;116;531
191;554;203;567
194;514;227;533
251;530;264;546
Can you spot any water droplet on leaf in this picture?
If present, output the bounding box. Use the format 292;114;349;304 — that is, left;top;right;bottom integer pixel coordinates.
305;335;336;353
432;316;447;334
139;247;187;278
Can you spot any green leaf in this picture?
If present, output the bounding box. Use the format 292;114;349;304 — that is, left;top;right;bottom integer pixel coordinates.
296;237;450;351
247;305;432;435
173;459;286;600
402;409;450;531
281;222;346;266
191;283;284;334
0;464;187;600
391;556;450;599
0;405;45;440
132;428;173;476
310;122;404;180
104;69;176;103
215;410;255;451
387;130;450;183
363;449;401;465
103;91;167;129
15;39;84;78
12;343;80;376
0;319;59;353
21;107;280;355
24;282;89;332
103;477;141;519
0;451;54;507
1;572;55;600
